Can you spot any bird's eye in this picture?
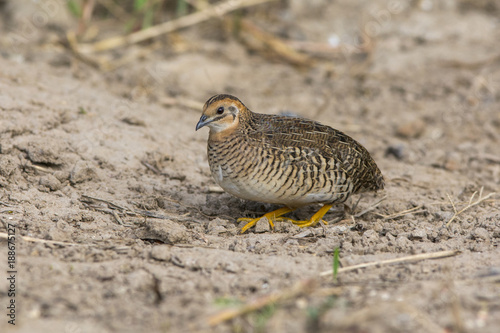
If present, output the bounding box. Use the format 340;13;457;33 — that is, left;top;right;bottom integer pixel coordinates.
216;106;224;114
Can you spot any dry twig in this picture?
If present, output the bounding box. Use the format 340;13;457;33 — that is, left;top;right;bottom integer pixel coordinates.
0;232;90;247
97;0;132;22
75;0;277;54
376;205;426;220
441;52;500;70
445;187;496;228
238;19;311;67
354;195;387;217
319;250;461;277
80;195;191;223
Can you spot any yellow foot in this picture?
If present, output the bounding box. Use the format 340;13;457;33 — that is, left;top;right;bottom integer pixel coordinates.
281;204;333;228
238;207;295;233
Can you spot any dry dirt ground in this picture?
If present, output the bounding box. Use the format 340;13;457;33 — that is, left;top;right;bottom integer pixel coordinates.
1;1;499;332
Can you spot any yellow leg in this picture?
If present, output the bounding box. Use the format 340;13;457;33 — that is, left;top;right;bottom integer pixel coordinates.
238;207;295;233
282;204;333;228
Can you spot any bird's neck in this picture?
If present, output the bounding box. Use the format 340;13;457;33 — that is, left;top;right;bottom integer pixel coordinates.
208;121;239;142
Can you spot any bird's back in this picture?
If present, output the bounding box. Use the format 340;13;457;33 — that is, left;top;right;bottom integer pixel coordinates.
207;110;384;207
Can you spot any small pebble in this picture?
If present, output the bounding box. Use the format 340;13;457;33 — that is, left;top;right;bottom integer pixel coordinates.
385;144;405;160
362;229;379;240
254;217;271;233
411;228;427;240
207;225;227;235
207;218;230;235
39;174;62;191
53;170;70;182
223;261;239;273
70;160;98;184
443;153;461;171
395;235;412;248
285;239;299;246
145;220;190;244
472;227;490;241
121;116;146;127
150;245;171;261
396;119;425;138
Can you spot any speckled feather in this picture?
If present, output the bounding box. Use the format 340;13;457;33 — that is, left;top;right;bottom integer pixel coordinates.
203;95;384;209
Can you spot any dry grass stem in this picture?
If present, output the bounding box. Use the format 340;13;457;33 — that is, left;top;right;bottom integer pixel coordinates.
286;40;371;58
376;205;426;220
80;195;191;222
30;164;53;173
75;0;277;54
0;232;88;247
141;160;162;174
354;195;387;217
442;52;500;69
208;186;225;193
480;153;500;164
97;0;132;22
239;19;311;67
319;250;461;277
0;209;20;214
312;287;344;297
445;187;496;228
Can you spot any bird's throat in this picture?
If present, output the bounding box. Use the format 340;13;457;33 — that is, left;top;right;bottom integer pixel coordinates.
208;120;239;142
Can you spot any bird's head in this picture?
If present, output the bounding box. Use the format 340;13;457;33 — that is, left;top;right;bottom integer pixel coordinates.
196;94;246;136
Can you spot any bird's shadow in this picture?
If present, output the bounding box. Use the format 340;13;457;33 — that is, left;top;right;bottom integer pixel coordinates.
202;192;346;222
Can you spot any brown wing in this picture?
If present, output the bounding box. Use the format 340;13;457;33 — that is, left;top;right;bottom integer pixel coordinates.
243;113;384;193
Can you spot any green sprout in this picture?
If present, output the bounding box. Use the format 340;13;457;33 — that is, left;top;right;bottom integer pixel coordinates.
333;247;340;282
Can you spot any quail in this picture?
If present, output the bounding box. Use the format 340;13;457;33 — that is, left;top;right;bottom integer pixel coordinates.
196;94;384;233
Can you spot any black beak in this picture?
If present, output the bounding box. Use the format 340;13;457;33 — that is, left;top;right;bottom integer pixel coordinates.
196;115;210;131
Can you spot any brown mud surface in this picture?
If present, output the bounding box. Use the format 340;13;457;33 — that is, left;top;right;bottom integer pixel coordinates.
0;1;499;332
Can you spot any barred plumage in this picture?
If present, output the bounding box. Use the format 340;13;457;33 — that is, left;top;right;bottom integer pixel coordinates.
196;94;384;233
